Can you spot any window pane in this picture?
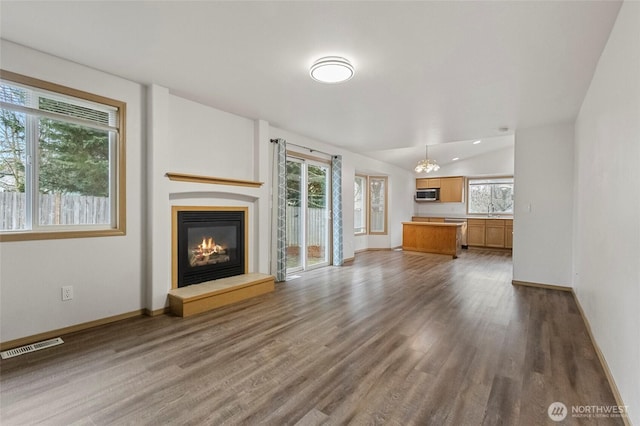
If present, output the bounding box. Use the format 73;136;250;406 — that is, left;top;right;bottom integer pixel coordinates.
307;164;327;209
468;178;514;214
0;72;125;240
369;177;387;233
468;184;491;214
38;117;111;226
307;164;329;267
286;160;302;270
354;176;366;234
0;108;27;230
492;183;514;213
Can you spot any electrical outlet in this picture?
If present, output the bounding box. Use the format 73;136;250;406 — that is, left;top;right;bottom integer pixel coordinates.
61;286;73;301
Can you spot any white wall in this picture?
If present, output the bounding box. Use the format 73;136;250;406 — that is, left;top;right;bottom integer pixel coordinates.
573;1;640;421
0;40;412;342
169;95;255;180
269;127;415;257
146;90;270;312
513;123;574;287
0;41;145;342
414;146;514;217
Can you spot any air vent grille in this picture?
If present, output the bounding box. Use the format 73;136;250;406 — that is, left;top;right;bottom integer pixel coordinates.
1;337;64;359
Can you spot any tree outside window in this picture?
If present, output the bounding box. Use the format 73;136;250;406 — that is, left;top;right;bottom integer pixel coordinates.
467;177;514;215
0;71;125;240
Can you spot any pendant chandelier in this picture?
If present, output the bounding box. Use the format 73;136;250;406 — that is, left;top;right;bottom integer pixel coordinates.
414;145;440;173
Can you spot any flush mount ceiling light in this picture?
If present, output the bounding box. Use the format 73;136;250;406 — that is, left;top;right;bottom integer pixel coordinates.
310;56;354;83
415;145;440;174
473;140;482;145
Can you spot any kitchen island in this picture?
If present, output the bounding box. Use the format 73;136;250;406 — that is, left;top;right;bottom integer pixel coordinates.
402;221;463;258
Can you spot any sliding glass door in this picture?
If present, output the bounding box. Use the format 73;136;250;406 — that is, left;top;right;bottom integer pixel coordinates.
286;157;331;273
306;162;330;268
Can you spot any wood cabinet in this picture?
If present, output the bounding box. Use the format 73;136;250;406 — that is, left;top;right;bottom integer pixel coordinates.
414;217;513;249
402;222;462;258
416;178;441;189
485;219;506;248
505;219;513;249
439;177;464;202
415;177;463;202
467;219;486;246
467;218;513;249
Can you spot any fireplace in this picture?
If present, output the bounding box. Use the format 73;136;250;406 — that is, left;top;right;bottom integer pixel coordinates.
172;207;247;288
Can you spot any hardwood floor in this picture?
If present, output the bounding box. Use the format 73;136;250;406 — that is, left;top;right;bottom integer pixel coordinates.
0;250;624;425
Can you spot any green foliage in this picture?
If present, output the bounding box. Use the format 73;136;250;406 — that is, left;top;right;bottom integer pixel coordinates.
0;107;110;197
0;108;26;192
286;161;302;207
38;118;109;197
307;164;327;209
286;161;327;208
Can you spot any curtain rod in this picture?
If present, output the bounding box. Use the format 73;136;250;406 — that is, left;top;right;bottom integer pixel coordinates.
270;139;337;159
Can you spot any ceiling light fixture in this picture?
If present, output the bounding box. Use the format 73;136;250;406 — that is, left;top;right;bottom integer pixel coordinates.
452;157;460;161
473;140;482;145
310;56;354;83
415;145;440;174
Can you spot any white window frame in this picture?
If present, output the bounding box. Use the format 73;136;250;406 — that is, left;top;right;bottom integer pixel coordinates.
0;70;126;242
368;175;388;235
354;174;367;235
466;176;514;216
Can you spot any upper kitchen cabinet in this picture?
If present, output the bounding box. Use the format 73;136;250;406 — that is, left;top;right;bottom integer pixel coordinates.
416;178;441;189
439;177;464;202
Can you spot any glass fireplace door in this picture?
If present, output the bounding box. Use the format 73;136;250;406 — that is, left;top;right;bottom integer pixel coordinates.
286;157;331;273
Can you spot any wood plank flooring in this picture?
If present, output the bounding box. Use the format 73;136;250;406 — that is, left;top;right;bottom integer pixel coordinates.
0;250;624;425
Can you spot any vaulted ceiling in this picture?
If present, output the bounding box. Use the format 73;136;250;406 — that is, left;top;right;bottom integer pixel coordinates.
0;1;622;169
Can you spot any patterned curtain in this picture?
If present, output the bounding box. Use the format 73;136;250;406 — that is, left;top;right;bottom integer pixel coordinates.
271;138;287;282
332;155;343;266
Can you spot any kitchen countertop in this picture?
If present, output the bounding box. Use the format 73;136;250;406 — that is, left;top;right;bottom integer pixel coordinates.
412;215;513;220
402;221;464;226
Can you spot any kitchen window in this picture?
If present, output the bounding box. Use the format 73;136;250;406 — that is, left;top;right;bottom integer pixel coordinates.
0;70;126;241
467;177;514;215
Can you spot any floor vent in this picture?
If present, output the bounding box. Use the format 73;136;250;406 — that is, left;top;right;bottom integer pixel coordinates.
1;337;64;360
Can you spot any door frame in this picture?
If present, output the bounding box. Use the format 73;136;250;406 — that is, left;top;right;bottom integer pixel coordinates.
286;152;332;274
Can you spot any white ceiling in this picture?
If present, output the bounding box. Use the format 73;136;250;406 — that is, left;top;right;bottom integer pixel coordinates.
366;134;515;172
0;1;622;170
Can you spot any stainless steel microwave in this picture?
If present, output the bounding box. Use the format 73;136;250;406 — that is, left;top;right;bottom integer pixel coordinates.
415;188;440;201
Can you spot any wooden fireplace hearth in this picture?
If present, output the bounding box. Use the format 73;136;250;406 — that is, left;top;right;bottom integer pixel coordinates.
168;273;274;317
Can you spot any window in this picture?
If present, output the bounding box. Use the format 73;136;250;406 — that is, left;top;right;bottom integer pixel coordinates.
369;176;388;234
467;177;514;215
354;175;367;234
0;70;126;241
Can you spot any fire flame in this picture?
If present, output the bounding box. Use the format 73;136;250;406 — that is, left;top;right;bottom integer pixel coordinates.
196;237;224;256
